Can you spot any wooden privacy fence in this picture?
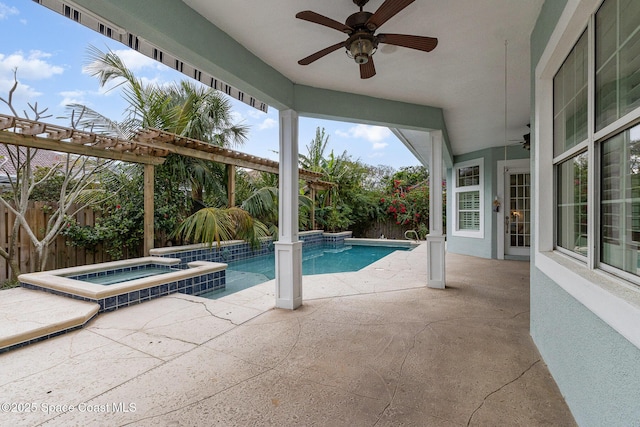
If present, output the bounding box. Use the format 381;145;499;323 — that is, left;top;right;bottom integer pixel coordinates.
359;221;417;240
0;201;111;283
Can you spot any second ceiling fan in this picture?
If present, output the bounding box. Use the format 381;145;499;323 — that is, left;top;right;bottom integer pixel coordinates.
296;0;438;79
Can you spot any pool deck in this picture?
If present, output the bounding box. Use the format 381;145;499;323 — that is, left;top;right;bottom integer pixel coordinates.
0;243;576;426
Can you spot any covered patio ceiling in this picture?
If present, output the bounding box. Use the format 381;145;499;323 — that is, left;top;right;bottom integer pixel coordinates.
39;0;543;161
183;0;542;156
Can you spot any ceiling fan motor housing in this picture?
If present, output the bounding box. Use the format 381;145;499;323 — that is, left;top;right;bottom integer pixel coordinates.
345;11;377;64
346;11;374;29
347;33;376;64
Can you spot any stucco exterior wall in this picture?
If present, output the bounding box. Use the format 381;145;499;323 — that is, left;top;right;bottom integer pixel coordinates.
530;1;640;425
446;146;529;259
531;268;640;426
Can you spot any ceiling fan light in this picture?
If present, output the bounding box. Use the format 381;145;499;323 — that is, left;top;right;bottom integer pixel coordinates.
348;37;374;64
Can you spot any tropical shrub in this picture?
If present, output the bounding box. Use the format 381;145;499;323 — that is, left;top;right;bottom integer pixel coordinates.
378;166;431;238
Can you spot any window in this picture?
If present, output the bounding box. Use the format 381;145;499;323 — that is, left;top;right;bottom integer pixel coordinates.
554;31;589;258
600;124;640;276
595;0;640;131
557;152;588;256
458;191;480;230
551;0;640;282
554;31;588;157
453;159;483;238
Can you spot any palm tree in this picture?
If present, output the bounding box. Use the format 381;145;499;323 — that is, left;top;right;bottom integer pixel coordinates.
73;45;249;204
240;172;313;237
299;127;369;231
66;46;258;249
299;127;330;172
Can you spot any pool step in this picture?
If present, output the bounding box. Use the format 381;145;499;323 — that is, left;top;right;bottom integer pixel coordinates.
0;288;99;354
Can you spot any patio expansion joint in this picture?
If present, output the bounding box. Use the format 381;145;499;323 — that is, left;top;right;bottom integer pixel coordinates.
465;359;541;427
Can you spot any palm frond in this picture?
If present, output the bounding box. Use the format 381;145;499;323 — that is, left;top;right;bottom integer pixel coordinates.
63;104;129;138
240;186;277;218
173;207;235;247
84;45;140;93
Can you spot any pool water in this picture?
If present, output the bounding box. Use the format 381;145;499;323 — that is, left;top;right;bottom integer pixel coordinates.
201;244;408;299
71;266;173;285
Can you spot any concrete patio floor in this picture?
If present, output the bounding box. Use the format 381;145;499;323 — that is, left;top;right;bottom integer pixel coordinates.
0;244;576;426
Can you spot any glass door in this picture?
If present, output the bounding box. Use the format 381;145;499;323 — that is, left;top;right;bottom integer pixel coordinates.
505;170;531;257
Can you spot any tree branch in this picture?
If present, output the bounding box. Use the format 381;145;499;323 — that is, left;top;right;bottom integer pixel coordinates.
0;68;19;116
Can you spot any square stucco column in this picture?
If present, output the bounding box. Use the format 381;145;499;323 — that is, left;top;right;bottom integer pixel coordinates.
427;131;446;289
275;109;303;309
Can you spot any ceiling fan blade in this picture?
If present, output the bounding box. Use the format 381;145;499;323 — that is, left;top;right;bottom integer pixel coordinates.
298;42;345;65
360;58;376;79
296;11;353;33
377;33;438;52
366;0;415;31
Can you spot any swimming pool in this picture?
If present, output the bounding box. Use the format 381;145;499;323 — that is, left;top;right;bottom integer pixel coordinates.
200;243;410;299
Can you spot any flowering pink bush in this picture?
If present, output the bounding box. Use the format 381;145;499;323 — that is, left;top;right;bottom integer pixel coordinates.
380;179;429;229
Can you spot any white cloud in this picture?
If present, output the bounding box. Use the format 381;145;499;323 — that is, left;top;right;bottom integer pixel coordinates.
0;78;41;104
348;124;392;142
246;109;266;119
58;90;88;107
336;124;391;151
59;90;85;98
372;141;389;150
139;75;166;87
0;51;64;80
230;111;245;123
258;118;277;130
0;3;19;20
112;49;161;72
0;51;62;111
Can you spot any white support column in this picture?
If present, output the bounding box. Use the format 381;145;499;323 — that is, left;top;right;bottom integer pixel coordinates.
427;131;446;289
275;109;303;309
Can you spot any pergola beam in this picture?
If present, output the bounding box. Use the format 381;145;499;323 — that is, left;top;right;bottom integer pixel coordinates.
0;131;165;165
134;128;324;181
132;136;282;174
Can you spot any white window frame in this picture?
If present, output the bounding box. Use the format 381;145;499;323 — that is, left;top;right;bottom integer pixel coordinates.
452;158;484;238
535;0;640;350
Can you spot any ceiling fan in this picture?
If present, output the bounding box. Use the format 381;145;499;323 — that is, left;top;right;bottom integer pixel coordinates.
296;0;438;79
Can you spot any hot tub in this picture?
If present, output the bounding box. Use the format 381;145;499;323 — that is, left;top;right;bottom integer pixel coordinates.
18;257;226;312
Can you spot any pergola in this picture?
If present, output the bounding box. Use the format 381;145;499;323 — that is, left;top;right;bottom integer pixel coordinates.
0;113;333;254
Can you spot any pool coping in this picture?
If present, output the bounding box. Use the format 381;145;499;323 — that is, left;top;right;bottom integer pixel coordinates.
345;238;421;248
0;288;100;353
149;240;247;256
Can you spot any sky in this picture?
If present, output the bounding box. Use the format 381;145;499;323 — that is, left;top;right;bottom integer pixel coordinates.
0;0;420;170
